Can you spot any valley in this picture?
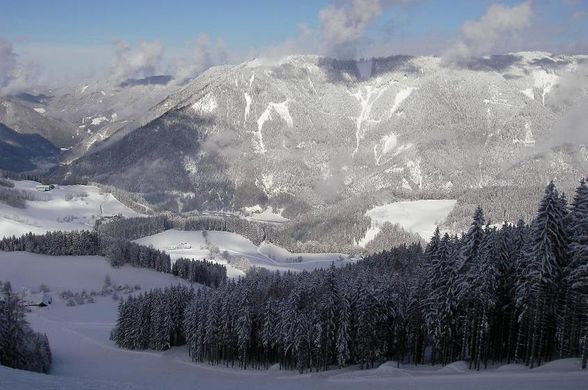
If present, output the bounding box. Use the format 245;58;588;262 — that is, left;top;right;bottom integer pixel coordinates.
1;2;587;386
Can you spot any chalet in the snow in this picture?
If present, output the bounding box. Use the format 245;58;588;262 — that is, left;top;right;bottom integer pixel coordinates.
35;184;56;192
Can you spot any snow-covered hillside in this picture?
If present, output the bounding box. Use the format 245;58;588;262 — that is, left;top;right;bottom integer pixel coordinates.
134;229;352;277
358;199;457;246
0;180;142;239
57;52;588;214
1;251;586;389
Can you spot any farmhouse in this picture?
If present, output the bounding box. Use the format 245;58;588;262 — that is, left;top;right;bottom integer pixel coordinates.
35;184;56;192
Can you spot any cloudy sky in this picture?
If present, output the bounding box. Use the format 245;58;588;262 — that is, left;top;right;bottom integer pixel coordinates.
0;0;587;89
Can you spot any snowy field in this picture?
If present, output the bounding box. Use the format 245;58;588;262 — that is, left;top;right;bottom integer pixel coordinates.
1;252;587;389
134;229;352;278
0;180;142;239
242;205;289;224
358;199;457;246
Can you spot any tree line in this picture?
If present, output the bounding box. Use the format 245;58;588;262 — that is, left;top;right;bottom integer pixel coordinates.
0;281;52;374
110;285;194;351
172;258;227;288
111;179;588;372
0;230;226;285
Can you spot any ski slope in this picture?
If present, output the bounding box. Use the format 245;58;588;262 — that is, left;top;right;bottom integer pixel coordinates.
358;199;457;246
134;229;352;277
0;180;142;239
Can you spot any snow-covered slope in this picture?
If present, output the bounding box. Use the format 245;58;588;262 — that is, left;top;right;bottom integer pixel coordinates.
0;180;142;239
0;97;77;147
358;199;457;246
58;52;588;213
1;251;586;389
6;76;180;157
134;229;352;277
2;361;586;390
0;252;187;293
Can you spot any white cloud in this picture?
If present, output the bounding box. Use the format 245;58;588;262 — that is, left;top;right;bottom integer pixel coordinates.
319;0;383;58
111;40;165;82
248;24;318;62
318;0;416;58
444;1;533;65
545;63;588;147
0;38;39;95
169;34;229;84
250;1;417;61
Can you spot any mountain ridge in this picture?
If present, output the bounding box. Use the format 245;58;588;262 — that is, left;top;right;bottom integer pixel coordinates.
39;51;588;214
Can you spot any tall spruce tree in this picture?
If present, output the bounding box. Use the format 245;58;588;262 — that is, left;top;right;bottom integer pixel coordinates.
567;179;588;368
517;182;569;367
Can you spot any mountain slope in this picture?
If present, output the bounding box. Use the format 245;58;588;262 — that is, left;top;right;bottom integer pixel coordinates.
0;98;78;147
0;123;59;172
8;76;180;155
57;52;588;213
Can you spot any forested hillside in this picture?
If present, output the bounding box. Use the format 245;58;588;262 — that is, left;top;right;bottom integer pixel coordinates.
111;180;588;372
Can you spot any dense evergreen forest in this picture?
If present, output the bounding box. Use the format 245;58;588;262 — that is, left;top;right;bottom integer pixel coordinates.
0;282;52;373
111;180;588;372
0;230;226;287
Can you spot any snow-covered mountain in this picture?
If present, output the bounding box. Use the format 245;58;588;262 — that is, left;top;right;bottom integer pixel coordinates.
0;96;77;147
3;76;180;156
53;52;588;212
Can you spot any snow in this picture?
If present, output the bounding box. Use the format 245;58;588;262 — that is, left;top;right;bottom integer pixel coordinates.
356;225;382;247
513;122;536;147
254;101;295;153
359;199;457;245
3;361;586;390
0;180;142;239
532;70;559;106
350;85;387;157
497;364;529;372
0;252;187;294
258;242;348;264
402;178;412;191
534;358;585;372
257;101;293;132
90;116;108;126
521;88;535;100
244;92;252;121
1;252;586;389
243;205;289;223
191;93;217;114
374;133;398;165
261;173;274;194
134;229;351;277
406;159;423;189
33;107;46;114
389;87;416;117
523;122;535;146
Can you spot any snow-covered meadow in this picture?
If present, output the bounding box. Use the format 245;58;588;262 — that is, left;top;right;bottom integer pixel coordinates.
0;180;142;239
134;229;352;278
358;199;457;246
